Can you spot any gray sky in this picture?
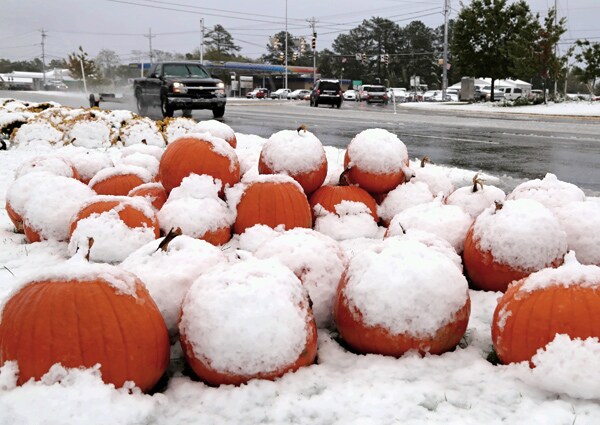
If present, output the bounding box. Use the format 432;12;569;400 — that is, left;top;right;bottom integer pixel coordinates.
1;0;598;64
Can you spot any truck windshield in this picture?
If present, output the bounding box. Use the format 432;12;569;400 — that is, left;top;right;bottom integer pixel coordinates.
163;64;210;78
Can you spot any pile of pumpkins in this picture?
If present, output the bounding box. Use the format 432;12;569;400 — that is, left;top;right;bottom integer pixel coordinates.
1;115;600;393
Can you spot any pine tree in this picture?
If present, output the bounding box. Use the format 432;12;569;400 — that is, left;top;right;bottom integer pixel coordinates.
573;40;600;97
66;46;99;81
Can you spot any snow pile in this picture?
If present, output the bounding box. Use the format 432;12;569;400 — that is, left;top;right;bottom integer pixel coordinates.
103;109;136;130
346;128;408;174
118;117;165;147
233;133;267;178
323;145;346;185
411;159;455;197
387;197;472;252
65;118;114;148
445;179;506;219
195;120;236;146
167;174;221;201
179;258;312;376
314;201;381;241
342;239;469;337
474;199;568;270
260;129;325;173
377;181;434;224
11;120;63;147
0;112;32;135
14;156;77;179
162;117;198;143
120;235;227;336
254;228;348;327
507;173;586;212
554;201;600;265
235;224;285;253
158;197;233;240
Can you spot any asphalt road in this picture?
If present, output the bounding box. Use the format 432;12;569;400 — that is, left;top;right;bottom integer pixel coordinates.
3;90;600;194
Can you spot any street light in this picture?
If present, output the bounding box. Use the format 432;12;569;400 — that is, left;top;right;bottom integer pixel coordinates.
284;0;288;90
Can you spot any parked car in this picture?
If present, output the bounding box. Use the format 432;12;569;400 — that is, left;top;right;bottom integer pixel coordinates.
270;88;291;99
387;87;407;103
289;89;311;100
476;85;504;101
362;85;388;104
310;79;343;108
503;87;526;101
44;81;68;91
246;88;269;99
343;89;357;101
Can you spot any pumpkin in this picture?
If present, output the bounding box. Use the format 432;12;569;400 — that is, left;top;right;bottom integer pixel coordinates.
334;239;470;356
463;199;567;292
158;135;240;195
5;201;24;233
308;168;378;223
179;258;317;386
231;175;312;234
128;182;168;210
378;180;434;226
343;128;410;194
195;119;237;148
89;165;151;196
14;156;80;180
0;264;170;392
445;173;506;219
491;253;600;364
258;127;327;195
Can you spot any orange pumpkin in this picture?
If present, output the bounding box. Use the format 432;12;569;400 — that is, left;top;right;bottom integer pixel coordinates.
308;169;378;222
70;198;160;239
334;272;471;356
89;169;148;196
343;150;408;194
0;268;170;392
492;275;600;365
233;178;312;234
128;183;168;210
158;136;240;195
5;201;24;233
200;226;231;246
258;157;327;196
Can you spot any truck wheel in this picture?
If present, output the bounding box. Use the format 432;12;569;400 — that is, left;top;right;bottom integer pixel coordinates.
136;93;148;115
212;106;225;119
182;109;193;118
161;97;174;118
89;94;100;108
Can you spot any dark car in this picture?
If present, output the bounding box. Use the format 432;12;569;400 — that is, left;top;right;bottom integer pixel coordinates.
363;85;388;104
133;61;226;118
309;79;343;108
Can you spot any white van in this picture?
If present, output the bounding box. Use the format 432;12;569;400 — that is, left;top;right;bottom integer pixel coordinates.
503;87;528;101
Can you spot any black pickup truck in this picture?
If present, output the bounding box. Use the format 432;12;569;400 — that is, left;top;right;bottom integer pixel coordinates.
133;61;226;118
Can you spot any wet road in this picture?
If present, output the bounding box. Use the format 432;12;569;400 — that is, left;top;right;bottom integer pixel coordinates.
3;90;600;194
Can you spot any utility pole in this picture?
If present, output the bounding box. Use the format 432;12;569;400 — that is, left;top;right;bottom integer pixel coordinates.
553;0;558;99
442;0;450;100
144;28;155;65
308;17;318;86
200;19;205;64
284;0;288;89
40;29;47;87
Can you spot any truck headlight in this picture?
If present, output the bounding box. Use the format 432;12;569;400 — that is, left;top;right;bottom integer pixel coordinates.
216;82;225;89
172;82;187;93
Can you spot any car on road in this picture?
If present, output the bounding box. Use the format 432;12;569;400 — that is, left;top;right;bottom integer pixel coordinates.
289;89;310;100
270;88;291;99
310;79;343;108
362;85;389;104
133;61;226;118
387;87;407;103
343;89;357;101
476;85;504;102
246;88;269;99
44;81;68;91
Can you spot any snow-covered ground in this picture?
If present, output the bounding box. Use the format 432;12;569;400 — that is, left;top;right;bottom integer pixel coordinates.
1;99;600;424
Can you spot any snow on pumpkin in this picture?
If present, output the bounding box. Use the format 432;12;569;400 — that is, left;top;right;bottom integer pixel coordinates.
14;155;79;180
492;252;600;365
410;157;454;197
118;117;165;147
507;173;585;212
59;147;114;184
120;235;227;337
88;165;152;196
234;133;267;179
464;198;568;292
259;128;327;194
162;117;198;144
120;143;164;161
445;174;506;219
334;238;470;356
377;180;434;225
166;173;222;202
10;120;63;147
554;201;600;266
235;224;285;253
118;153;160;181
65;118;114;148
254;228;348;328
128;182;167;211
179;258;317;386
195;119;237;148
386;197;472;253
314;201;381;241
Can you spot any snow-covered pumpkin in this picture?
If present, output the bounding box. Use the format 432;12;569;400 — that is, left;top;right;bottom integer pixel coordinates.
463;199;568;292
343;128;410;194
309;169;378;223
411;156;454;197
445;173;506;219
162;117;198;144
314;201;381;241
118;116;166;147
5;172;52;233
69;196;160;263
254;228;348;328
119;153;160;181
158;134;240;195
0;263;170;392
10;120;63;147
195;119;237;148
554;201;600;266
128;182;168;210
258;127;327;195
229;175;312;235
14;156;80;180
120;233;227;337
377;180;434;226
179;258;317;386
89;165;152;196
334;239;470;356
63;148;114;184
492;252;600;365
507;173;585;212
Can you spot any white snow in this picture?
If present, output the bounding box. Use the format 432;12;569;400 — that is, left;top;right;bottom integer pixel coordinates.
157;197;234;239
118;153;160;180
118;117;165;147
195;120;236;146
346;128;408;174
65;119;113;148
554;201;600;265
14;155;77;179
88;164;152;188
166;173;221;202
507;173;586;212
162;117;198;144
11;121;63;147
377;180;434;224
314;201;381;241
411;160;455;197
235;133;267;178
260;128;326;174
446;180;506;219
120;143;164;161
59;147;113;183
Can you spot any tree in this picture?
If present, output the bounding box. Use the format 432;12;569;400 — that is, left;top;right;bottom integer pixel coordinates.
261;31;311;66
204;25;241;59
66;46;99;81
451;0;537;100
573;39;600;97
95;49;121;81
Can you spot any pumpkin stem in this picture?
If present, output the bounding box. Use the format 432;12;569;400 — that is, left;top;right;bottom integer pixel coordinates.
297;124;307;133
156;227;182;252
339;167;352;186
494;201;503;212
472;173;485;193
85;237;95;262
420;156;432;168
141;138;147;145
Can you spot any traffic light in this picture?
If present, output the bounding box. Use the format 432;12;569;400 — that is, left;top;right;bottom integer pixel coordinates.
300;38;306;54
278;52;284;62
361;53;368;64
292;52;298;61
311;36;316;50
384;54;389;65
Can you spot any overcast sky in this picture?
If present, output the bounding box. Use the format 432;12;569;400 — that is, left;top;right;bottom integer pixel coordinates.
1;0;598;64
